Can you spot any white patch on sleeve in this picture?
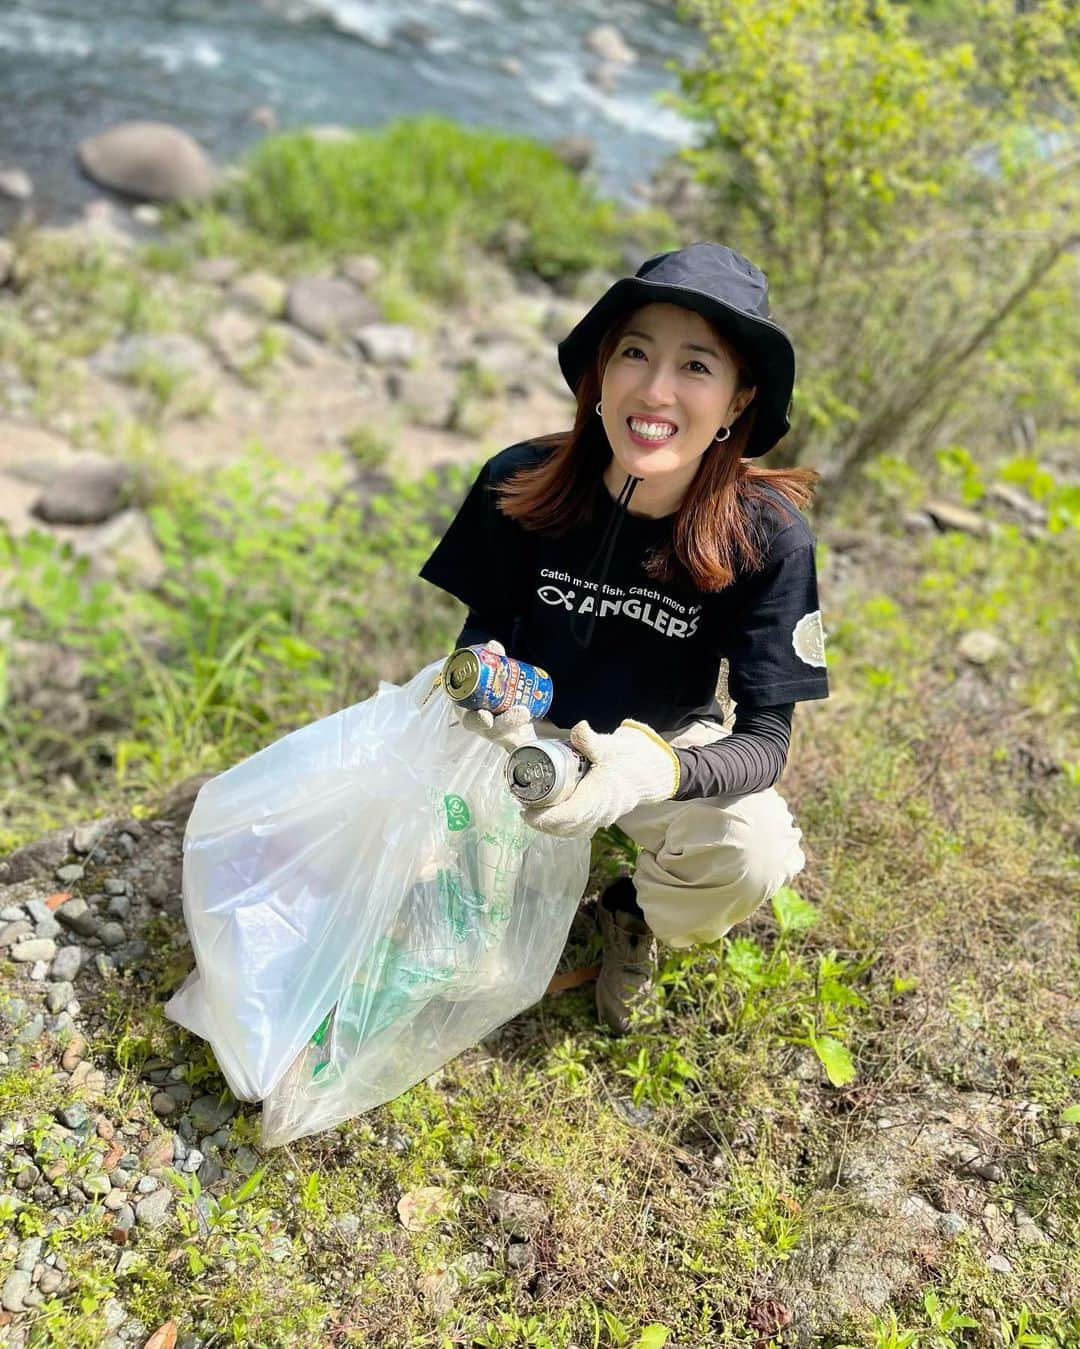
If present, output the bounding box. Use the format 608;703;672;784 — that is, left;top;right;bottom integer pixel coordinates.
792;610;827;668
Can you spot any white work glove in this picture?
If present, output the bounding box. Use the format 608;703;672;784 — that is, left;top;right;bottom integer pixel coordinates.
522;719;681;839
456;640;535;752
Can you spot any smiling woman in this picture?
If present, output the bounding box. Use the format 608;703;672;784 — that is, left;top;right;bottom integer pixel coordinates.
419;242;829;1034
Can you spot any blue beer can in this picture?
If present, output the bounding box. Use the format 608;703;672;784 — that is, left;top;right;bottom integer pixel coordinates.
442;646;553;719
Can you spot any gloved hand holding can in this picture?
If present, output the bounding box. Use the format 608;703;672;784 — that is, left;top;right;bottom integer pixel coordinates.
504;739;589;807
443;641;552;752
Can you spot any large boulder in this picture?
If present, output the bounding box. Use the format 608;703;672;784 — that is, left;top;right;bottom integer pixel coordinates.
77;122;216;203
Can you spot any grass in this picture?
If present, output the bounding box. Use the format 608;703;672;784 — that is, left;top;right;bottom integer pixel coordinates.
202;117;662;304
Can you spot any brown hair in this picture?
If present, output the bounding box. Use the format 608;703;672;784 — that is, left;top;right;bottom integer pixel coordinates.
496;311;818;591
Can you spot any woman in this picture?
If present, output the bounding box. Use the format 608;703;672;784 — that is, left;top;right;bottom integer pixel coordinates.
419;242;828;1033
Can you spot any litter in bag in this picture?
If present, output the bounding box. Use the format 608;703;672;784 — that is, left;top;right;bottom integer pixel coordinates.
165;660;590;1145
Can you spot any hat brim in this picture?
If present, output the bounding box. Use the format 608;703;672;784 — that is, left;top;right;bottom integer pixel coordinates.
557;276;795;457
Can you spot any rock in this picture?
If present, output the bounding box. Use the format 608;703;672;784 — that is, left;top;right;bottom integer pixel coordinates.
34;917;62;941
986;1251;1013;1274
46;982;75;1014
385;367;456;429
987;481;1047;525
0;167;33;201
97;922;126;949
340;254;381;289
135;1187;173;1229
899;509;934;533
151;1092;178;1118
613;1098;654;1128
78;121;216;202
487;1189;549;1239
229;271;286;318
132;203;162;226
56;898;98;938
55;864;85;884
106;895;130;919
57;1103;88;1130
958;630;1004;665
182;1149;204;1175
248;104;277;131
552;135;594;174
11;938;57;963
83;1172;112;1197
38;1268;63;1294
61;1037;87;1071
354;323;417;367
90;333;212;385
197;1154;224;1187
71;821;111;855
190;1095;236;1133
15;1238;42;1271
0;238;14;286
25;899;55;925
285;275;379;342
924;499;989;537
16;1013;45;1044
136;1176;160;1195
397;1186;454;1232
68;1062;107;1095
206;308;261;371
192;256;241;286
1014;1206;1049;1245
233;1145;260;1175
0;826;73;885
333;1213;360;1239
0;919;33;947
32;458;129;525
585;24;636;64
1;1268;32;1312
506;1241;537;1278
50;945;83;982
139;1134;174;1169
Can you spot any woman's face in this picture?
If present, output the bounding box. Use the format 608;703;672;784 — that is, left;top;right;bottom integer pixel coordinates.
599;302;755;489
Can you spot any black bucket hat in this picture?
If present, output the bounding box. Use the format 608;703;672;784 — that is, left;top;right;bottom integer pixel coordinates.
557;241;795;457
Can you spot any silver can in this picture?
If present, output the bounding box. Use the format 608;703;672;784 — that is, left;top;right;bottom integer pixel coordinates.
505;739;589;807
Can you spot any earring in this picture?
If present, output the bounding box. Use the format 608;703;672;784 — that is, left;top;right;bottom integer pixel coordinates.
713;426;731;443
595;402;603;416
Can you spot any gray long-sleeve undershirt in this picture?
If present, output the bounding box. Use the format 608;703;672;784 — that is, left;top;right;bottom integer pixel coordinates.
454;614;794;801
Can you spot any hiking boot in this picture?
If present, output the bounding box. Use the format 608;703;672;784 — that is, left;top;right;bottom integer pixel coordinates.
595;881;657;1035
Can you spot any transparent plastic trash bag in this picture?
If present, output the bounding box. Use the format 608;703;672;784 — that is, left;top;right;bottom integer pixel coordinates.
164;660;589;1144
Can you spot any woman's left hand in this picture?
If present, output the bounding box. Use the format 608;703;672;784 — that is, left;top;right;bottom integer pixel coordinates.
523;719;681;838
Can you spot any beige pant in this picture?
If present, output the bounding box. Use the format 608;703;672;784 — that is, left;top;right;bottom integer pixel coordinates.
535;717;806;949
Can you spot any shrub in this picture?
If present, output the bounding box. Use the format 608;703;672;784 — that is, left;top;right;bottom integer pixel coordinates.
220;117;635;300
672;0;1080;499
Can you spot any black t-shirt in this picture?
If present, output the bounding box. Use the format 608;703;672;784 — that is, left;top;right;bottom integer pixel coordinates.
420;441;829;734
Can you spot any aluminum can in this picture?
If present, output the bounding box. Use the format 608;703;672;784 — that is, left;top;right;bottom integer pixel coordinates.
442;645;553;719
505;739;589;807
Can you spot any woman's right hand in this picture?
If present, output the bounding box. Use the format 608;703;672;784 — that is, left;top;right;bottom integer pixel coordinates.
457;640;536;752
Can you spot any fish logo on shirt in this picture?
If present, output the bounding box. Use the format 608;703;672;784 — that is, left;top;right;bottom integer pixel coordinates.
538;585;576;611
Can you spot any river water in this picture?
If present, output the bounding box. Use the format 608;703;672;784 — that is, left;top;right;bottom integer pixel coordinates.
0;0;705;221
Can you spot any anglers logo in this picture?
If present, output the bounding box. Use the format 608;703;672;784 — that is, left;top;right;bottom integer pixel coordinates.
537;571;701;638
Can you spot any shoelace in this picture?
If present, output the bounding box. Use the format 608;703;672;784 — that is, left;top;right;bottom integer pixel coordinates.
570;473;641;649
